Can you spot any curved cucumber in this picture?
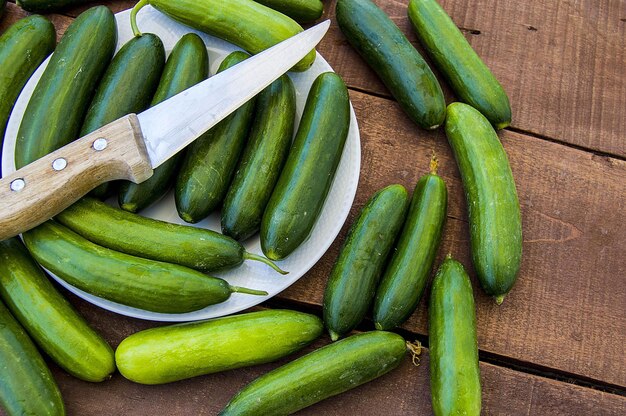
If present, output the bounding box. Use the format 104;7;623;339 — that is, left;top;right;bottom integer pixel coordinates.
220;331;406;415
408;0;511;129
115;309;323;384
261;72;350;260
445;102;521;303
17;0;91;13
254;0;324;23
175;51;256;223
221;74;296;241
336;0;445;130
429;256;481;416
323;184;409;341
0;238;115;382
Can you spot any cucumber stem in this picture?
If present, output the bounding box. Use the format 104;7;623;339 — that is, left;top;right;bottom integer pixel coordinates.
329;330;340;342
495;295;505;305
130;0;150;37
406;340;422;366
243;252;289;275
229;286;268;296
429;153;439;175
374;322;383;330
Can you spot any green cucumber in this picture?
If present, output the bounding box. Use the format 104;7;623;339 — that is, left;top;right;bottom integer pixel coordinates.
0;0;5;16
0;238;115;382
408;0;511;129
373;159;448;330
220;331;406;415
17;0;91;13
115;309;323;384
429;255;481;416
131;0;315;72
175;51;256;223
14;6;116;169
254;0;324;23
336;0;445;130
119;33;208;213
0;301;64;416
22;221;267;314
261;72;350;260
323;184;409;341
221;74;296;241
445;102;521;303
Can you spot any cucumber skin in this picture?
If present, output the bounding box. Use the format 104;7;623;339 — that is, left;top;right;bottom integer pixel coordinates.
408;0;511;129
373;171;448;330
0;0;5;15
220;331;406;415
261;72;350;260
254;0;323;23
175;51;256;223
429;257;481;416
14;6;117;169
221;74;296;241
119;33;209;213
323;184;409;340
17;0;90;13
0;238;115;382
445;102;521;301
0;301;65;416
336;0;445;130
0;15;55;146
115;310;323;385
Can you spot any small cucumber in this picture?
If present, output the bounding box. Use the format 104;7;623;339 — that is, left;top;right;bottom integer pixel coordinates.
373;158;448;330
220;331;406;415
323;184;409;341
221;74;296;241
261;72;350;260
254;0;324;23
336;0;445;130
17;0;91;13
429;256;481;416
175;51;256;223
115;309;323;385
0;238;115;382
408;0;511;129
445;102;521;303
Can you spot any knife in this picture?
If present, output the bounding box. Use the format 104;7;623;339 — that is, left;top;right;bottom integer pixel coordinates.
0;20;331;241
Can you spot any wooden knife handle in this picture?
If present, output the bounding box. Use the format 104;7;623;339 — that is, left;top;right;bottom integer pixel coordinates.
0;114;153;241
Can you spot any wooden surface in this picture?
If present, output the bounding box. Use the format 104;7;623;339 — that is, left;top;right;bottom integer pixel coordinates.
1;0;625;414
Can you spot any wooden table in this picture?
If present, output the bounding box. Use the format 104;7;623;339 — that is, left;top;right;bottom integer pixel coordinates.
2;0;625;414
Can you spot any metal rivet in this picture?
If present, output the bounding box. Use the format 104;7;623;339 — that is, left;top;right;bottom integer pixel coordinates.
10;178;25;192
52;158;67;171
93;138;108;151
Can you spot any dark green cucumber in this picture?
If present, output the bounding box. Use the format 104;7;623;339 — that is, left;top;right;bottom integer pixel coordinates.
22;221;267;314
336;0;445;130
429;256;481;416
221;74;296;241
373;159;448;330
17;0;91;13
14;6;116;168
408;0;511;129
220;331;406;415
445;102;521;303
175;51;256;223
116;309;323;384
0;301;64;416
254;0;323;23
131;0;315;72
0;15;55;148
0;0;5;16
323;184;409;341
261;72;350;260
56;197;287;274
0;238;115;382
81;33;165;199
119;33;208;212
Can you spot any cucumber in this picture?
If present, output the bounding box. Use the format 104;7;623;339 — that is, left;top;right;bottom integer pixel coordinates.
0;15;55;149
221;74;296;241
220;331;406;415
22;221;267;314
175;51;256;223
373;158;448;330
429;255;481;416
130;0;315;72
336;0;445;130
17;0;91;13
0;237;115;382
0;301;64;416
119;33;208;213
408;0;511;129
445;102;521;303
323;184;409;341
261;72;350;260
56;197;287;274
14;6;116;169
0;0;5;16
254;0;324;23
115;309;323;384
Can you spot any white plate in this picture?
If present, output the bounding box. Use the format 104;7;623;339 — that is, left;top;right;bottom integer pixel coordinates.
1;7;360;322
